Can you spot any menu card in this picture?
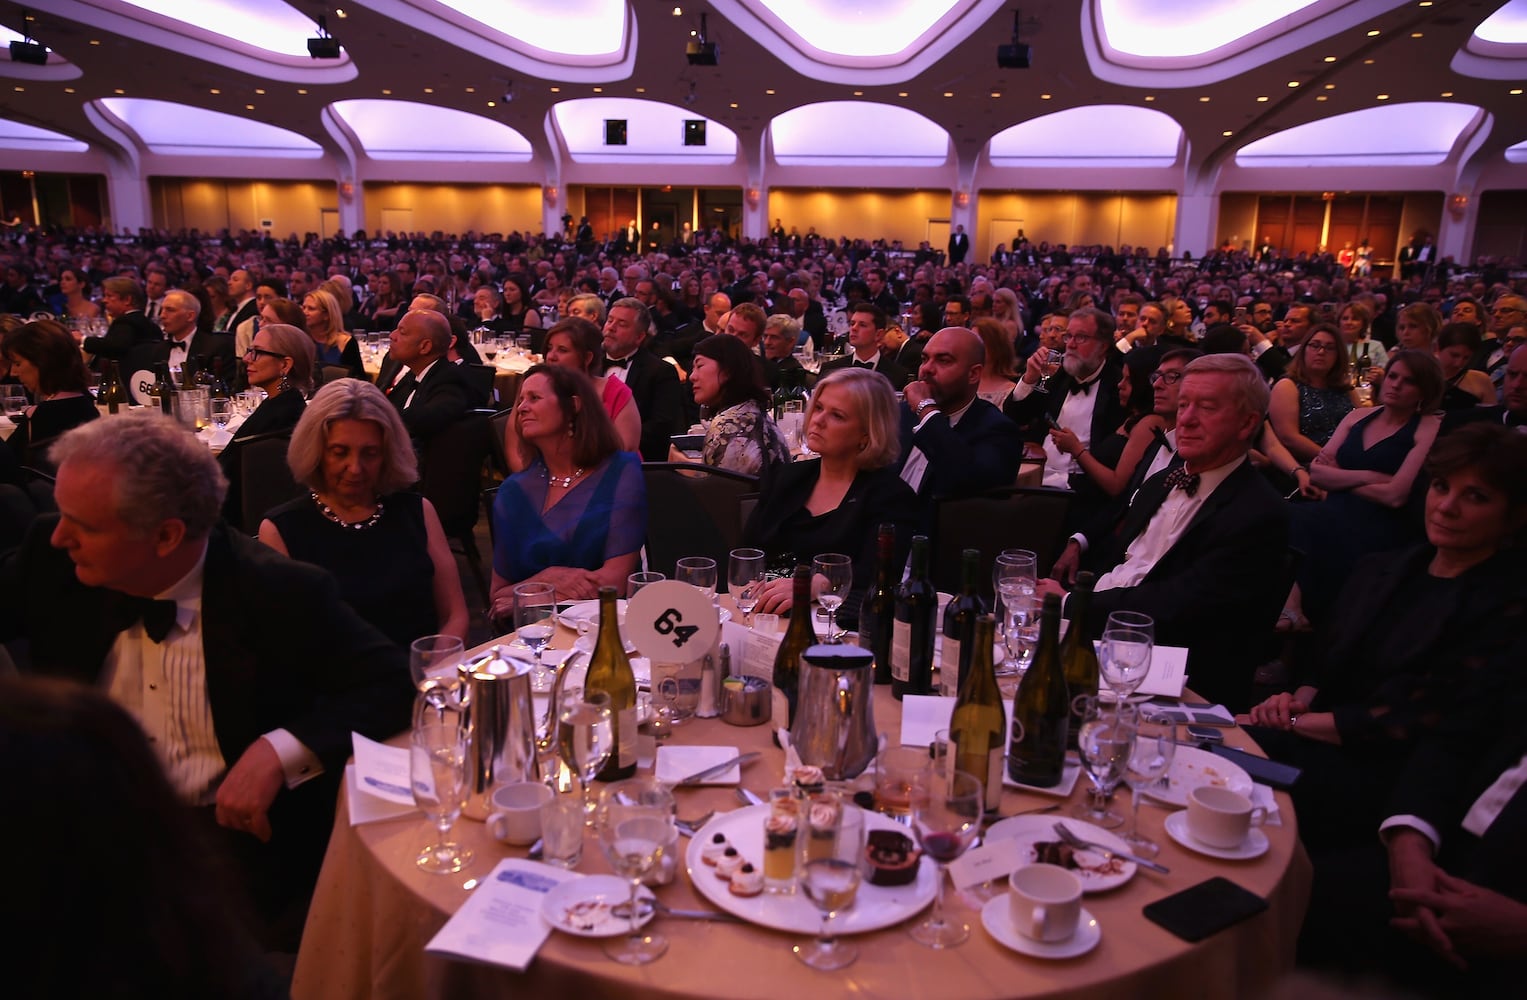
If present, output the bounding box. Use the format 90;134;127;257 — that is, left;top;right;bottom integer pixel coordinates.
424;859;580;971
346;732;418;826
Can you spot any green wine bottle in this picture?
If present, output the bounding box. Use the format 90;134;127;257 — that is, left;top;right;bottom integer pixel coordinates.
771;565;815;727
860;524;897;685
1062;572;1099;753
891;535;935;700
939;548;986;696
586;586;637;781
1007;593;1068;787
949;614;1006;814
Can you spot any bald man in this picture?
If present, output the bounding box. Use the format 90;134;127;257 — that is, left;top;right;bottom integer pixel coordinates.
897;326;1025;506
386;308;472;448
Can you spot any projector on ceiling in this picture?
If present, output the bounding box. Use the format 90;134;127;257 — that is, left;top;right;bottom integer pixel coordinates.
9;40;48;66
307;36;342;59
997;43;1031;69
686;40;718;66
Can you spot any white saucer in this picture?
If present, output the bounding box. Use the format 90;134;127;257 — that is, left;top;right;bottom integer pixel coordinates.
1163;811;1270;860
981;896;1101;959
541;875;656;938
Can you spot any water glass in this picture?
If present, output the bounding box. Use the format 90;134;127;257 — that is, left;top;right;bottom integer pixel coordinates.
1074;699;1138;830
210;397;233;433
1122;720;1176;858
675;556;718;605
794;803;867;970
627;571;665;598
598;779;675;965
540;793;587;868
0;384;27;418
513;582;558;693
728;548;767;625
1100;626;1153;701
411;714;472;874
998;581;1038;677
409;634;464;714
812;552;852;644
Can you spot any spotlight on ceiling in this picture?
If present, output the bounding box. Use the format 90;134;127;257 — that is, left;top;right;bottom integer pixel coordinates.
307;13;342;59
9;9;47;65
686;12;718;66
996;8;1031;69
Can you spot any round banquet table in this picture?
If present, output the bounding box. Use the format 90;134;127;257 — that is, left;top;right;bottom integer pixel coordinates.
291;619;1311;1000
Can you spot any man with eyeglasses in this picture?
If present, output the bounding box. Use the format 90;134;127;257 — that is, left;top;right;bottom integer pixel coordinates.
1478;296;1527;374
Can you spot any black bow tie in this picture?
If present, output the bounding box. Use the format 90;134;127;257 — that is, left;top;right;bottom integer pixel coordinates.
169;340;188;352
1164;466;1201;497
604;355;632;370
1068;378;1096;396
854;360;874;369
107;593;180;643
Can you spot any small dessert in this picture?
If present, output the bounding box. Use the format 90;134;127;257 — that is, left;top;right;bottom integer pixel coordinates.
701;832;730;866
728;862;765;897
792;764;825;793
1032;840;1078;869
716;846;744;880
866;829;920;886
763;812;799;885
800;796;841;865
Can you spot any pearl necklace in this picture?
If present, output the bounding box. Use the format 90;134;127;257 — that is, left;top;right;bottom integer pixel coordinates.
312;492;385;530
544;466;585;489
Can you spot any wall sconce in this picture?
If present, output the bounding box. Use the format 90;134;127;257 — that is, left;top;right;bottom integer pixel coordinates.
339;181;354;199
545;185;559;205
955;190;970;208
1448;193;1468;219
746;187;760;207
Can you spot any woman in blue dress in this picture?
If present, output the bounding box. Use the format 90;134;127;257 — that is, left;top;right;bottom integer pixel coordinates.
489;364;645;625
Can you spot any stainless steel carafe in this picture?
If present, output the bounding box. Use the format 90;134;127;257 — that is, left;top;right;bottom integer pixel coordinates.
788;643;878;779
459;646;540;820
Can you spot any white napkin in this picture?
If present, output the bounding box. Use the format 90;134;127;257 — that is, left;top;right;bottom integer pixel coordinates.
1251;783;1283;826
656;744;743;785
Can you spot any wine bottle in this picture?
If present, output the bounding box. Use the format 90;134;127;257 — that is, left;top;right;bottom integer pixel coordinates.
208;358;232;401
99;360;127;415
586;586;637;782
860;524;897;685
949;614;1006;814
1062;572;1099;752
770;565;815;728
891;535;935;701
1007;593;1068;787
938;548;986;696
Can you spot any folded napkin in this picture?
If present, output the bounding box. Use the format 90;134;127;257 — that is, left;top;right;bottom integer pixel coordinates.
1251;783;1283;826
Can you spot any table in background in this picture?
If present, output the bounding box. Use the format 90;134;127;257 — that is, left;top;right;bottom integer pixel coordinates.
292;624;1311;1000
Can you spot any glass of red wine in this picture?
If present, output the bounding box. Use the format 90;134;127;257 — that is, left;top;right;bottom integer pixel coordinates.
908;769;983;948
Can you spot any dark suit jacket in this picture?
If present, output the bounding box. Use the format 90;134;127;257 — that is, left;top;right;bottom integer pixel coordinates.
619;347;688;461
1080;458;1290;711
819;352;910;390
218;389;307;526
83;310;160;362
225;298;258;339
948;232;970;264
147;331;238;377
1004;361;1127;526
1441;403;1520;436
392;358;472;446
897;397;1024;507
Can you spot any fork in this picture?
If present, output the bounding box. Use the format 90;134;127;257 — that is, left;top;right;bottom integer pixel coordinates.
1053;821;1171;874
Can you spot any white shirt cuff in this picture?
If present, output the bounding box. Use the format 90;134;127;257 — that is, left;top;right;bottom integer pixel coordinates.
1113;339;1132;355
1250;341;1271;359
263;729;325;789
1069;532;1089;555
1011;379;1036;402
1378;814;1442;854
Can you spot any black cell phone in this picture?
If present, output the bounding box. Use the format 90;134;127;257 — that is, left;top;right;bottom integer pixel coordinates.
669;434;703;453
1206;743;1302;790
1144;877;1268;942
1186;724;1224;744
1044;413;1062;430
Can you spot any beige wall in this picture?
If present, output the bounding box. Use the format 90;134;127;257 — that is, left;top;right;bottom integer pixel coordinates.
977;192;1176;253
362;183;544;235
768;189;952;248
1218;193;1260;252
150;178;334;234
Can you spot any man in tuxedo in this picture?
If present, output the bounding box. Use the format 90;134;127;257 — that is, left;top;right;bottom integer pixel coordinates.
897;326;1024;510
819;303;909;389
947;224;970;266
128;290;236;383
863;268;901;318
1037;354;1289;711
143;267;169;327
224;268;258;340
385;308;472;452
83;276;161;364
603;297;688;460
722;302;781;391
0;413;410;947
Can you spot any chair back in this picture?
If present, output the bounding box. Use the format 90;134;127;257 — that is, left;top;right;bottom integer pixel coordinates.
640;462;759;576
487;407;513;478
318;364;353;386
238;431;302;534
462;364;498;408
419;409;495;540
930;486;1073;595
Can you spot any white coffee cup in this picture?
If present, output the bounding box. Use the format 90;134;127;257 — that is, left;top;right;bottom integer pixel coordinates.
486;782;553;845
1186;785;1266;849
1008;863;1083;942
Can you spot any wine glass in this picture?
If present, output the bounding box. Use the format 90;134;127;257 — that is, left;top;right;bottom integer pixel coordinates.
210;397;233;434
410;713;472;874
1100;626;1153;702
812;552;852;644
513;582;558;693
997;581;1038;677
1121;719;1176;858
409;634;464;719
598;778;676;965
1105;610;1155;646
1035;348;1063;393
558;691;613;823
675;555;718;606
794;803;867;970
1074;698;1138;829
909;769;983;948
728;547;766;626
627;570;665;597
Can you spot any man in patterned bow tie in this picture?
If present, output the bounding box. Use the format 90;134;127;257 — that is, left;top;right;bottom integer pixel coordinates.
1036;353;1289;711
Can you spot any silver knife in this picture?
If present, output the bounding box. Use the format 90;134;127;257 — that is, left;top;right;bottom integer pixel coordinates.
1055;822;1171;875
675;751;759;786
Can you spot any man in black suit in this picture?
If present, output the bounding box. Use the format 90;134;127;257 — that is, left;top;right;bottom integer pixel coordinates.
148;289;236;376
819;302;909;389
223;268;258;345
897;326;1024;509
83;276;162;364
385;308;472;452
947;224;970;266
863;268;901;319
0;413;410;947
1037;353;1289;711
722;302;782;391
603;297;688;460
1443;342;1526;434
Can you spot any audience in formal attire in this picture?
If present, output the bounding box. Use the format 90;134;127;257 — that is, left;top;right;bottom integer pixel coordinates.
505;316;641;472
302;289;363;379
674;333;790;476
1;318;98;468
818;302;909;389
1268;323;1355;463
218;322;313;528
83;275;160;364
602;297;687;461
383;308;473;455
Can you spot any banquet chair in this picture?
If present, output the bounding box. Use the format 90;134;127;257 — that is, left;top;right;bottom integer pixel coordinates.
930;485;1073;593
640;462;759;577
317;364;354;386
237;431;302;535
462;364;498;408
487;407;513;478
419;409;496;609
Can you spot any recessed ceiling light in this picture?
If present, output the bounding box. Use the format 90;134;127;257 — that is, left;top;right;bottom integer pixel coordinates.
1199;95;1211;102
13;86;22;93
1221;130;1232;136
673;6;682;14
636;87;646;93
1366;29;1380;37
63;87;75;93
1410;32;1423;38
487;100;496;107
381;89;391;95
943;92;954;98
1325;83;1336;90
1316;95;1328;102
766;89;775;95
1040;93;1052;100
1363;58;1374;65
991;91;1001;98
255;88;266;95
90;39;100;45
210;88;220;94
1143;95;1155;102
592;87;602;93
853;90;863;97
1419;1;1433;6
1440;91;1453;97
113;88;124;94
464;87;475;93
550;87;560;93
245;104;254;110
729;102;738;108
423;87;433;94
1286;81;1299;88
898;91;908;97
1323;56;1336;63
1513;88;1525;95
1256;96;1269;102
335;7;346;17
1376;94;1390;100
297;88;307;95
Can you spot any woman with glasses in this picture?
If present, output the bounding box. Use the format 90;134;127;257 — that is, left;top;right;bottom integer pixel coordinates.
218;323;314;528
1269;324;1355;464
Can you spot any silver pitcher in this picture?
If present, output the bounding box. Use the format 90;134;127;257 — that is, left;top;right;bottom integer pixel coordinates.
788;643;878;779
460;646;540;821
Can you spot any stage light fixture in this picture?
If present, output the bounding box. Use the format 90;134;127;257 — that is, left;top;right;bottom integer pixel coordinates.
996;8;1031;69
687;12;718;66
9;9;47;65
308;14;342;59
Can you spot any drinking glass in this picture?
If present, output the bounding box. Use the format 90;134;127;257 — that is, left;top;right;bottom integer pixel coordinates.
410;713;472;874
597;778;676;965
558;691;613;823
0;384;27;418
210;397;233;433
874;744;932;821
675;556;718;605
409;634;464;717
1035;348;1063;393
909;769;983;948
481;338;500;363
998;581;1038;677
1100;626;1153;702
1122;719;1176;858
794;804;867;970
728;548;766;626
1105;610;1155;646
513;582;558;693
1074;698;1138;829
812;553;852;644
627;570;665;597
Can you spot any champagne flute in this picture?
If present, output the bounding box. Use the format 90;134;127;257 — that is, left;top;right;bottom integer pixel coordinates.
1035;348;1063;393
410;713;472;874
728;547;766;626
794;804;867;970
1074;698;1138;829
513;582;558;693
675;556;718;606
1099;626;1153;702
558;691;613;823
409;634;464;719
598;778;675;965
1121;719;1176;858
812;552;852;644
909;770;983;948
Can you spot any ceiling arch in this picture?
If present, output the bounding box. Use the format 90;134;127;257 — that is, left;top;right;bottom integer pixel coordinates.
989;105;1182;168
330;100;533;162
97;98;324;157
553;98;738;164
770;102;949;166
1235;101;1488;167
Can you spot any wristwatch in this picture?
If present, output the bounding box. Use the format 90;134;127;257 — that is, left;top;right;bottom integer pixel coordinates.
915;398;937;416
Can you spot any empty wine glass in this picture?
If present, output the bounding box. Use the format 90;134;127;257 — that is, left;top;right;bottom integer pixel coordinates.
1100;626;1153;702
1034;348;1063;393
1074;698;1138;830
675;556;718;606
812;552;852;644
909;769;983;949
410;712;472;874
1122;719;1176;858
728;547;766;626
558;691;613;823
626;570;665;597
409;634;464;719
598;778;675;965
513;582;558;693
794;803;867;970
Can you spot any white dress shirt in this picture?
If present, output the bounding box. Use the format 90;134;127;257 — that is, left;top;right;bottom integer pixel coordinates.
1095;455;1244;592
1381;752;1527;852
1011;367;1108;488
899;398;974;493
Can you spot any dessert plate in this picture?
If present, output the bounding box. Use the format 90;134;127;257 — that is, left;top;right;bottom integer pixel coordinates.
981;896;1101;959
1143;745;1253;808
984;814;1136;892
541;875;656;938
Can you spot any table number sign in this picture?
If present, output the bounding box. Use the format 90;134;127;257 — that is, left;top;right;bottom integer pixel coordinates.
626;580;721;663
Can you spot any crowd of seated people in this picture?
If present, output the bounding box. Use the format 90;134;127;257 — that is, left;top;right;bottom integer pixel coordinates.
2;220;1525;993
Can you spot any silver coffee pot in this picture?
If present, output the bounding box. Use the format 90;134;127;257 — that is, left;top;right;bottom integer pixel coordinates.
459;646;540;820
788;643;878;779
